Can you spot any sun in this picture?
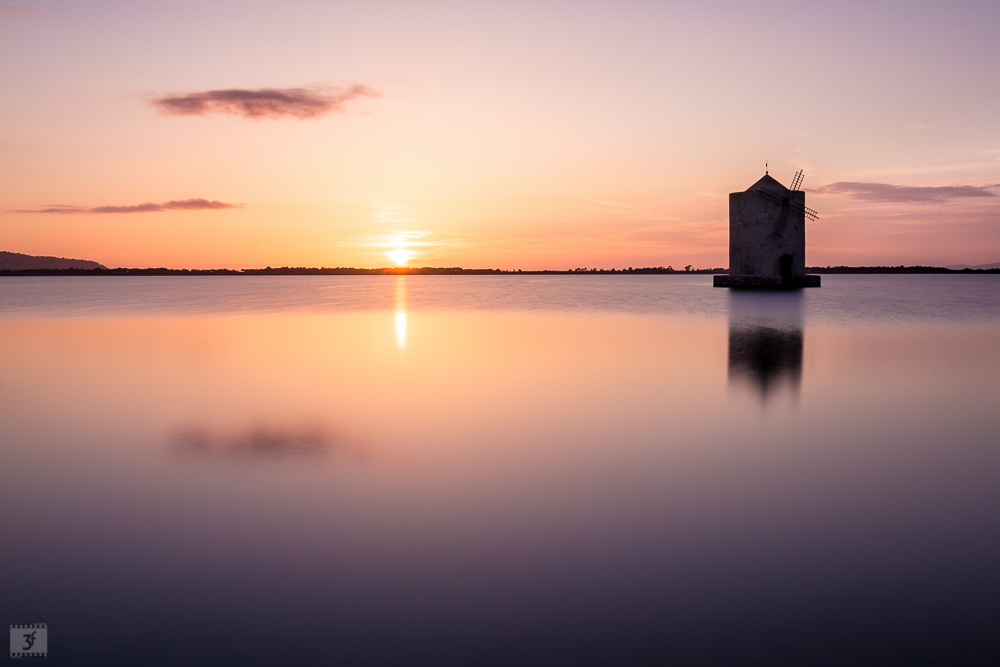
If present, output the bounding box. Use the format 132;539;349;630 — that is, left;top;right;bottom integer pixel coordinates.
387;249;416;265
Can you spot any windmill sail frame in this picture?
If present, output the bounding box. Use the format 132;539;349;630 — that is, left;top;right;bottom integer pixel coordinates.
757;189;819;221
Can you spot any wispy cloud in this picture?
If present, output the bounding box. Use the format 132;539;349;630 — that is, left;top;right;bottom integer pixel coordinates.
590;199;639;209
347;230;434;249
152;85;379;119
369;200;415;224
15;198;241;214
812;181;997;203
0;5;35;19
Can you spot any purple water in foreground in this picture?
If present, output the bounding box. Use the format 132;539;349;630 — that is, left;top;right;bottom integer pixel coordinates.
2;275;999;665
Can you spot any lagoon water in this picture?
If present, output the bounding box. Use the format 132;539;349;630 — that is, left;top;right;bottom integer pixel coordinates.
2;275;999;665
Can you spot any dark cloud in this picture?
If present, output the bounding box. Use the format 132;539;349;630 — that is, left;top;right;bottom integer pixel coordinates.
15;198;240;214
813;181;998;203
152;85;379;119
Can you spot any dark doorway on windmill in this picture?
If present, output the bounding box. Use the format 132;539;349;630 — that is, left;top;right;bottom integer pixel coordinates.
780;254;793;282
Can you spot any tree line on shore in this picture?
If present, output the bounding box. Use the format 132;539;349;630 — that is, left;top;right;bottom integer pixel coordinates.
2;265;997;276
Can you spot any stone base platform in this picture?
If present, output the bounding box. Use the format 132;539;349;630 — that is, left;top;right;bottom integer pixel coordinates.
713;274;821;289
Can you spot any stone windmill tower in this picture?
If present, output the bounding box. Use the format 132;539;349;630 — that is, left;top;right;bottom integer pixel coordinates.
714;169;821;288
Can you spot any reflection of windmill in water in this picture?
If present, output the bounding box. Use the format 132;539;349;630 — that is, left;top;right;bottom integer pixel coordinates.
727;290;804;401
715;167;821;289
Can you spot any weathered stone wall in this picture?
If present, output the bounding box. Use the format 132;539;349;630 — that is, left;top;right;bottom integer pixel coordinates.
728;190;806;277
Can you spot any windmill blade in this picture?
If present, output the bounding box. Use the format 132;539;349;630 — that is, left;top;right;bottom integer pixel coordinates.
790;169;804;191
757;190;820;221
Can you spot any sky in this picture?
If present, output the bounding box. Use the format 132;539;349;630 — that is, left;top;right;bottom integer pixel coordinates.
1;0;998;269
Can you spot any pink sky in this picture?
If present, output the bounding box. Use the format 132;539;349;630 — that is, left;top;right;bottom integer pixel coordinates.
1;0;998;269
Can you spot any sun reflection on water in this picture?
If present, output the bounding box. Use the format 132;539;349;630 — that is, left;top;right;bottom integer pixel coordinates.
395;275;407;361
396;312;407;351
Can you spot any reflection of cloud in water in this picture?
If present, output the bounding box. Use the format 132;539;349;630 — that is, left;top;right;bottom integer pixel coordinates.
172;422;340;459
727;291;804;401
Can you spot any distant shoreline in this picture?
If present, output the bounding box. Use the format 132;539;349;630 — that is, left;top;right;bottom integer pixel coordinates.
2;265;998;276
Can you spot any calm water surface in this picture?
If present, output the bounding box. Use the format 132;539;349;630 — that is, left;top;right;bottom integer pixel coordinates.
2;275;999;665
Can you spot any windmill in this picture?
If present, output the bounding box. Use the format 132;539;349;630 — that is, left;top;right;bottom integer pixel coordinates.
714;170;822;288
757;169;819;221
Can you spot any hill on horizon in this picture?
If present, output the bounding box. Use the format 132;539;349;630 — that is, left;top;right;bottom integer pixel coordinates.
945;262;1000;270
0;251;106;271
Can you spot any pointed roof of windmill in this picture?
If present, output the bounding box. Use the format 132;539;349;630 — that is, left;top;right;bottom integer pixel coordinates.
746;173;788;191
